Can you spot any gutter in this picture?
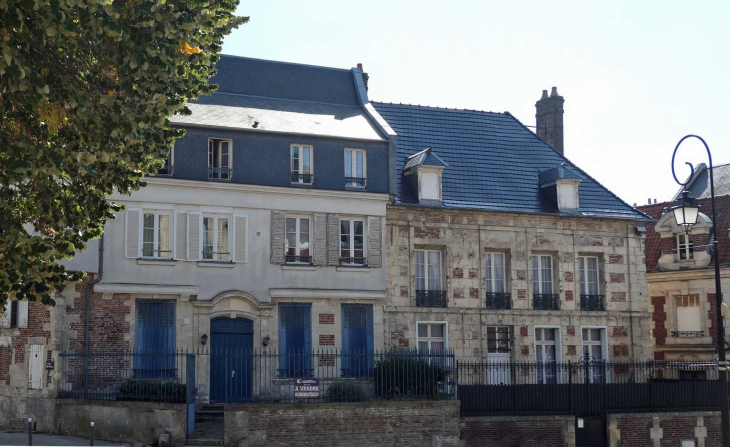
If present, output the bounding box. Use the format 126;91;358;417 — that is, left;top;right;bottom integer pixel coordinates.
84;234;104;395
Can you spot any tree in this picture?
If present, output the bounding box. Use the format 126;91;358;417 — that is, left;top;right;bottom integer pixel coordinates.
0;0;247;309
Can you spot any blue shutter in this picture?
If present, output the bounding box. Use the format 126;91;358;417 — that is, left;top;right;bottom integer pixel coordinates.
135;300;176;378
278;303;311;378
342;304;373;378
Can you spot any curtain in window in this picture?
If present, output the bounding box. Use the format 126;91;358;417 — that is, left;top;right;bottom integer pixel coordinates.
143;214;155;257
428;251;441;290
415;251;425;290
278;303;312;378
203;217;213;260
218;218;229;261
541;256;552;295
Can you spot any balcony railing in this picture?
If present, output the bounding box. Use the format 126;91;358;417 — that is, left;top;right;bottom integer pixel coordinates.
208;167;232;180
416;290;447;308
485;293;511;310
672;331;704;337
291;173;313;184
580;295;605;311
533;294;560;310
285;255;312;264
339;257;367;266
345;177;366;188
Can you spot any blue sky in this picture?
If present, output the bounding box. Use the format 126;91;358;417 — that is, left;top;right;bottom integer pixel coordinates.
222;0;730;207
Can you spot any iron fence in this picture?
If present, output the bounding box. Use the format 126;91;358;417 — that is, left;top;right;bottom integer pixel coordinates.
533;294;560;310
60;349;456;404
416;290;448;307
485;293;511;310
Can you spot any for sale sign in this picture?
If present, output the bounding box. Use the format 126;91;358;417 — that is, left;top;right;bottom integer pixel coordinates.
294;378;320;399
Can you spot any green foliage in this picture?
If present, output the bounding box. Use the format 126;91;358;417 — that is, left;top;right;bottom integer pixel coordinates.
117;378;186;403
373;356;446;399
324;380;367;402
0;0;247;308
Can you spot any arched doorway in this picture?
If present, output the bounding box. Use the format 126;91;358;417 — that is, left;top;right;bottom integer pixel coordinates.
209;317;253;403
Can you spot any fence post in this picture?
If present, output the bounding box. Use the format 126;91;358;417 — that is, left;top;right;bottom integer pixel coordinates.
90;421;94;446
27;417;32;446
568;361;573;415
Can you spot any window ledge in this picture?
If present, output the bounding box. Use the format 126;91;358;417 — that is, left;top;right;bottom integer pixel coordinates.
282;264;318;271
137;259;176;266
336;266;372;273
197;261;236;268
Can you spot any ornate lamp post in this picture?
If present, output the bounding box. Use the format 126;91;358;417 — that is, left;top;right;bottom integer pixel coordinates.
671;134;728;446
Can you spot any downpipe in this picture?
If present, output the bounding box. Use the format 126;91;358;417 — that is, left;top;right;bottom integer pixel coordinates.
84;234;104;396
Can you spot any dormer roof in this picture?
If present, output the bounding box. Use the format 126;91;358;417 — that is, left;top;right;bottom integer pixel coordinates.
404;148;448;171
538;164;583;186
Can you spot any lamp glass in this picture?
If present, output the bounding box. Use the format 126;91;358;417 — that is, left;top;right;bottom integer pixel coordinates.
671;191;699;233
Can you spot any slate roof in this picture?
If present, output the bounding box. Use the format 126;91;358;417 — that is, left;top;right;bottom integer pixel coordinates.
404;148;448;170
675;162;730;200
639;195;730;271
171;55;384;141
538;164;582;186
372;102;649;220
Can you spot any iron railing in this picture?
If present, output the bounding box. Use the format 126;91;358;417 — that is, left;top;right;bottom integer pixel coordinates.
672;331;705;337
416;290;447;308
291;173;313;184
285;255;312;264
339;257;367;266
208;167;232;180
60;349;456;404
486;293;511;310
345;177;366;187
533;294;560;310
580;295;605;311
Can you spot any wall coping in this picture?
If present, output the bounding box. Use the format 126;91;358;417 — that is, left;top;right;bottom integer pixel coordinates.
461;415;574;422
608;411;721;419
56;399;186;411
224;399;459;412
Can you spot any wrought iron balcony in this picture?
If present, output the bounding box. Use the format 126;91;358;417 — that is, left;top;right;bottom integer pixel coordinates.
208;167;232;180
345;177;366;187
486;293;511;310
672;331;704;338
284;255;312;265
339;257;367;266
580;295;605;311
291;173;313;184
416;290;447;308
533;294;560;310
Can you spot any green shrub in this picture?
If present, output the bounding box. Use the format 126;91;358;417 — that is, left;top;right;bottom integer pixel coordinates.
373;355;446;399
325;380;367;402
117;379;186;403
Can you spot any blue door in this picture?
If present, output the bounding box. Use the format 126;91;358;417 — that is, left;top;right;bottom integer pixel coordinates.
341;304;374;378
278;303;312;378
134;300;176;378
210;317;253;403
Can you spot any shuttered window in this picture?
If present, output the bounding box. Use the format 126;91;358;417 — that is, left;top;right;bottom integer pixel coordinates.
134;300;176;379
28;344;44;389
278;303;311;378
342;304;373;377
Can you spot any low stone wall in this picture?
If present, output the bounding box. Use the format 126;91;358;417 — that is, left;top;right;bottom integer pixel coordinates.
609;412;721;447
55;400;187;446
460;415;575;447
0;396;57;432
225;400;460;447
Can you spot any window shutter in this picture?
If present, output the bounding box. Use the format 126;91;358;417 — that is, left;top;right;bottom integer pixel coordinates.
174;211;187;261
313;213;327;266
233;214;247;263
270;210;285;264
28;344;44;389
18;300;28;328
367;216;383;268
327;214;340;266
1;301;10;328
187;212;201;261
125;208;141;259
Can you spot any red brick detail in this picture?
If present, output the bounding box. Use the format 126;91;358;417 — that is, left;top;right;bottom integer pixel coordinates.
453;289;463;299
564;272;573;282
614;364;629;375
398;338;409;348
399;245;408;253
521;346;529;356
612;326;628;337
709;293;718;345
520;326;528;337
654;351;666;361
566;345;576;356
319;335;335;346
469;288;479;299
608;255;624;264
318;355;335;367
400;286;409;297
468;269;479;279
612;344;629;357
651;296;667;346
461;418;566;446
517;289;527;300
318;314;335;325
516;270;526;281
453;268;463;278
611;292;626;302
565;290;574;301
400;266;408;276
567;326;575;336
414;227;440;239
609;273;625;283
0;347;11;385
467;251;476;259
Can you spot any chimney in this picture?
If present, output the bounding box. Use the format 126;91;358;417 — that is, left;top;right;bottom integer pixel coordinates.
535;86;565;155
357;63;369;91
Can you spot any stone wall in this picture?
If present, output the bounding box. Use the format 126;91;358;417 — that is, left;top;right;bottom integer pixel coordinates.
460;415;574;447
609;412;721;447
224;400;460;447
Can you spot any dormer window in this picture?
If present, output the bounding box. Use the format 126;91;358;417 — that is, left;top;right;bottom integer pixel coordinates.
677;233;694;260
403;148;448;205
421;171;440;201
538;164;582;212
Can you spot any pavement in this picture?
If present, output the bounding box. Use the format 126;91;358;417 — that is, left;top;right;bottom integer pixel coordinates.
0;431;130;446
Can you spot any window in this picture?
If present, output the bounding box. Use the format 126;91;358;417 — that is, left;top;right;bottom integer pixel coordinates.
421;171;440;200
485;253;506;293
157;147;173;176
578;256;599;296
291;145;312;184
535;327;559;384
341;304;374;378
581;328;606;383
344;149;366;187
285;216;311;264
203;216;230;261
417;323;447;352
142;212;171;258
676;295;702;335
278;303;312;378
2;300;28;329
340;218;365;265
208;138;231;180
487;326;510;354
415;250;442;291
134;300;176;379
677;233;694;260
531;255;554;294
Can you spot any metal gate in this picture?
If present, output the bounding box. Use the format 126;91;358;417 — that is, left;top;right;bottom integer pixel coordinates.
575;416;606;447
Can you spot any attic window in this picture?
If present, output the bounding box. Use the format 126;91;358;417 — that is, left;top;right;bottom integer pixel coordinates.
538;164;582;212
403;148;448;205
421;171;440;201
558;182;578;209
676;233;694;261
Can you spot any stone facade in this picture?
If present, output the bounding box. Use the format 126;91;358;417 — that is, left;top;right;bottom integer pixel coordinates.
385;205;651;361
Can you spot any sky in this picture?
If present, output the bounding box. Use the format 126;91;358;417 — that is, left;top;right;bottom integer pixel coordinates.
221;0;730;207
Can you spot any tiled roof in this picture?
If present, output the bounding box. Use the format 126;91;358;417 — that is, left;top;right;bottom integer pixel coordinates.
639;195;730;271
538;165;582;186
404;148;448;170
678;162;730;200
372;102;650;220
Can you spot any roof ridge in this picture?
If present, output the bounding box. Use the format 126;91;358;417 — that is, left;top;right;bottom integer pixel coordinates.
370;100;506;116
205;91;361;108
218;53;352;73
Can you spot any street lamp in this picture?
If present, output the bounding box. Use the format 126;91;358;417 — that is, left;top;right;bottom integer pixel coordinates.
671;134;728;446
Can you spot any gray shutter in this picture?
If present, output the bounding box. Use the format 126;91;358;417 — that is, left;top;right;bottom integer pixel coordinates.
174;211;187;261
313;213;328;266
327;213;340;266
367;216;383;268
270;210;285;264
18;300;28;328
125;208;140;258
233;214;247;263
187;212;201;261
1;301;10;328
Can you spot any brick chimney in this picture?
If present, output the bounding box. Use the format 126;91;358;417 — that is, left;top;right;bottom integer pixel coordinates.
357;63;369;91
535;87;564;155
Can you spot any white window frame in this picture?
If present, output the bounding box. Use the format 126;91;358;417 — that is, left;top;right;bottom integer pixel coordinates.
676;294;702;333
202;214;231;261
208;138;232;180
676;233;694;261
284;215;312;263
485;252;506;293
416;320;449;352
531;255;554;294
415;249;443;291
141;211;173;259
290;144;313;184
580;326;608;383
578;256;600;296
534;325;562;384
344;148;367;187
339;216;366;265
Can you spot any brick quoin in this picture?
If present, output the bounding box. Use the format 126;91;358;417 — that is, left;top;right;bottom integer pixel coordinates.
400;266;408;276
613;344;629;357
608;254;624;264
469;288;479;299
319;335;335;346
516;270;527;281
708;293;718;345
565;290;574;301
468;269;478;279
521;346;529;356
400;286;409;297
654;351;666;361
567;326;575;336
610;273;625;283
517;289;527;299
520;326;528;337
0;347;10;385
651;296;667;346
611;292;626;302
453;268;463;279
414;227;440;239
564;272;573;282
318;314;334;325
612;326;628;337
318;355;335;367
566;345;576;356
453;289;463;299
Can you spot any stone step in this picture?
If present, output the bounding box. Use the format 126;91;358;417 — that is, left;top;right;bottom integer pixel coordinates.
185;438;224;446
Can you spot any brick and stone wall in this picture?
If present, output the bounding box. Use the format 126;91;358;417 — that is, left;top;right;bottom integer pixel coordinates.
460;415;574;447
225;400;460;447
609;412;720;447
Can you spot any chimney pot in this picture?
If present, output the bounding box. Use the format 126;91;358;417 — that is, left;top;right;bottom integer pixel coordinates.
551;87;559;97
648;198;651;204
535;87;565;155
357;63;363;70
654;199;657;204
541;90;549;100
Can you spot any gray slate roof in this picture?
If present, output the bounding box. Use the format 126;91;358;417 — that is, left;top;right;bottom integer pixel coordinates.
404;148;448;170
171;55;384;141
538;164;582;186
372;102;649;220
681;162;730;199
